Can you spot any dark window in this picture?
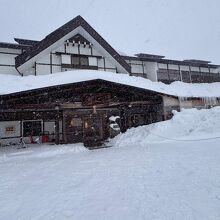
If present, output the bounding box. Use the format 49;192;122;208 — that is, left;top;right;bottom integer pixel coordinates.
157;69;170;84
181;71;191;83
169;69;181;82
213;73;220;82
23;121;42;137
80;57;89;66
200;72;212;83
71;56;89;67
191;71;201;83
72;56;80;65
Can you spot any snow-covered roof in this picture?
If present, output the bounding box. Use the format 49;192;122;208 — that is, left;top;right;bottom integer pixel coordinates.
1;70;220;98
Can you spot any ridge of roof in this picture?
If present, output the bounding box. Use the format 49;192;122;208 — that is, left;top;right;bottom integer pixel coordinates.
15;15;131;73
14;38;39;46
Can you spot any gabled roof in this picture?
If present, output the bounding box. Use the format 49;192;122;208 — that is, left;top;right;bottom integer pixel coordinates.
15;15;131;73
14;38;39;46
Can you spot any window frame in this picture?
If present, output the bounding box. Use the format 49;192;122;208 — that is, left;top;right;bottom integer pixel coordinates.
23;120;42;137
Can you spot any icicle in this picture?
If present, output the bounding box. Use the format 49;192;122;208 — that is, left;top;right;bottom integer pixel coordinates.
202;97;218;106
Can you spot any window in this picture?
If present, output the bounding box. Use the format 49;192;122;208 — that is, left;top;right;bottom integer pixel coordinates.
62;55;98;70
72;56;80;65
168;69;181;82
181;71;191;83
80;57;89;66
71;56;89;67
23;121;42;136
213;73;220;82
157;69;170;84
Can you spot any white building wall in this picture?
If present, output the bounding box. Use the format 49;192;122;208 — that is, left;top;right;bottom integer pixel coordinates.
66;43;78;54
0;50;21;75
158;63;167;69
79;44;91;55
97;58;104;69
52;65;62;73
52;54;61;65
0;54;16;65
180;65;190;71
200;67;209;72
190;66;199;71
0;66;19;75
131;64;143;74
168;64;179;70
36;64;51;75
0;121;20;145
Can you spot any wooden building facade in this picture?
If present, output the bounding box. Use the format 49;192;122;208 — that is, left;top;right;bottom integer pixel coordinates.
0;80;164;148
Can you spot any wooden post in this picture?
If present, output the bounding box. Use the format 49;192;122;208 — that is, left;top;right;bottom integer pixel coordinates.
55;119;60;145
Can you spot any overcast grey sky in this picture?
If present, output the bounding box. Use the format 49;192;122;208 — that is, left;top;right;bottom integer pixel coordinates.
0;0;220;63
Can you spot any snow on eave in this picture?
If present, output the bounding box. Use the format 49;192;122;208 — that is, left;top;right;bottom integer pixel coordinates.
0;70;220;98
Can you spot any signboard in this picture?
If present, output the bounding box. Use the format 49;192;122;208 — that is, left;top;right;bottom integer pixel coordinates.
82;93;111;106
5;126;15;134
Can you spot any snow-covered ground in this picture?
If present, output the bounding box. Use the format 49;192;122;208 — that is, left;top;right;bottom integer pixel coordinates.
1;108;220;220
1;70;220;97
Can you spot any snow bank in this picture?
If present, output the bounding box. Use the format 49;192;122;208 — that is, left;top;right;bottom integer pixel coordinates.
111;107;220;147
1;70;220;97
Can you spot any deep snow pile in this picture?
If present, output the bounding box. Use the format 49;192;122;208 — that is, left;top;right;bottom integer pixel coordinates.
111;107;220;147
1;70;220;97
1;108;220;219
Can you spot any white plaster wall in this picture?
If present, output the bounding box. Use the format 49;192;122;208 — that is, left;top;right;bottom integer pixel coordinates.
66;43;78;54
106;68;117;73
131;64;143;73
36;64;51;75
51;54;61;65
97;58;104;68
190;66;199;71
130;60;142;65
0;121;21;146
79;44;91;55
37;54;50;64
52;65;62;73
105;58;115;69
0;48;22;54
23;67;35;76
92;48;102;56
158;63;167;69
0;66;19;75
52;45;65;53
0;121;20;138
0;53;17;65
180;65;190;71
200;67;209;72
168;64;179;70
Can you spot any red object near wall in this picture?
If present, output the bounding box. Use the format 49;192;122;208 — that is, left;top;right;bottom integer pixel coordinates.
41;135;49;143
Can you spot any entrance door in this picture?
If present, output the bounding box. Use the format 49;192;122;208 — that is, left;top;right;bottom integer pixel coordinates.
83;117;103;147
65;117;83;143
